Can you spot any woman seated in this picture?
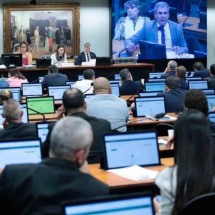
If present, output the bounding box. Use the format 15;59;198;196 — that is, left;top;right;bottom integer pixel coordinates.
7;68;28;87
15;41;32;66
51;44;67;65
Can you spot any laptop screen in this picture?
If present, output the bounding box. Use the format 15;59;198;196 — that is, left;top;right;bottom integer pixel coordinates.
103;131;160;169
48;85;71;100
149;72;163;79
0;139;42;168
185;77;202;81
206;94;215;112
36;122;50;143
114;73;121;80
0;87;21;101
145;82;165;92
188;80;208;90
135;96;165;117
110;83;120;97
201;89;215;95
148;79;165;82
26;96;55;115
66;81;76;88
22;83;43;97
139;92;159;97
63;192;155;215
0;103;28;124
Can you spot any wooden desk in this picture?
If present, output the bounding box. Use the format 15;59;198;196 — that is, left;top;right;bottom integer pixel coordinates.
28;113;58;122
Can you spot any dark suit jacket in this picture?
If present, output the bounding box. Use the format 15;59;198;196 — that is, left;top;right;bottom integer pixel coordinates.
193;69;210;78
205;76;215;89
119;80;143;95
41;73;69;89
0;122;37;140
158;88;185;113
42;112;112;161
0;158;109;215
75;52;96;65
160;71;176;79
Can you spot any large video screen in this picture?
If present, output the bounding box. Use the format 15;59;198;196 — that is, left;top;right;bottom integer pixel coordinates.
112;0;207;60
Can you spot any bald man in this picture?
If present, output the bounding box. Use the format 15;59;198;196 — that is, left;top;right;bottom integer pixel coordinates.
86;77;129;132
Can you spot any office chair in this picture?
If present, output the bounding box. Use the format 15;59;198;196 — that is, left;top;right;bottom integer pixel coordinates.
177;192;215;215
152;123;174;136
184;35;201;54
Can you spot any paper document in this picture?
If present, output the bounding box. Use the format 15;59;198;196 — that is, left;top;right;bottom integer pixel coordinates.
108;165;159;181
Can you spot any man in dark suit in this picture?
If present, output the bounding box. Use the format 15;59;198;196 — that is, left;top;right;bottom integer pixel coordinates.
158;76;185;113
0;98;37;139
0;117;109;215
75;42;96;65
205;64;215;89
160;60;177;79
43;88;112;163
119;68;143;95
193;61;210;78
41;65;69;89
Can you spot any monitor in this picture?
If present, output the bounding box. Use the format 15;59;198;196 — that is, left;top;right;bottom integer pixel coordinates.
0;139;42;169
0;87;21;101
103;130;160;169
22;83;43;97
188;80;208;90
110;83;120;97
63;192;155;215
36;122;50;143
139;92;160;97
1;53;22;67
145;82;165;92
134;96;166;117
48;85;71;100
36;58;51;68
26;96;55;115
206;94;215;112
149;72;163;79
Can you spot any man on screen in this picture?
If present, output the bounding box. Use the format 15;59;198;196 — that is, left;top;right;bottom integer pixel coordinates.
125;1;188;56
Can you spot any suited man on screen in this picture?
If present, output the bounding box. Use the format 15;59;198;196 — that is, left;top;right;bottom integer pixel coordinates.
125;1;188;56
75;42;96;65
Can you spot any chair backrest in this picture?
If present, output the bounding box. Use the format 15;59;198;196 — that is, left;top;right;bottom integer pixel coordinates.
152;123;174;136
177;193;215;215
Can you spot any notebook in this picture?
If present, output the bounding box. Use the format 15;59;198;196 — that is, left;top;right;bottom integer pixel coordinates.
26;96;55;115
0;103;28;124
0;87;21;101
0;138;42;168
134;96;166;117
149;72;163;79
206;94;215;112
22;83;43;97
103;130;160;169
188;80;208;90
145;82;165;92
62;192;155;215
110;83;120;97
36;122;50;143
48;85;71;100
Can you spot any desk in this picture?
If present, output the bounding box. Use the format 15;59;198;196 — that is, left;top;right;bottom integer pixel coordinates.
28;113;58;122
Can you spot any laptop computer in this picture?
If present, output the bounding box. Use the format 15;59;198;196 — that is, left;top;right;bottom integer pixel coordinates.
188;80;208;90
185;77;202;82
36;122;50;143
201;89;215;95
48;85;71;100
148;78;165;82
145;82;165;92
36;58;51;68
149;72;163;79
62;192;155;215
114;73;121;80
139;92;160;97
134;96;166;117
0;138;42;169
206;94;215;112
0;87;21;101
66;81;76;88
103;130;160;169
78;75;84;80
110;83;120;97
26;96;55;115
22;83;43;97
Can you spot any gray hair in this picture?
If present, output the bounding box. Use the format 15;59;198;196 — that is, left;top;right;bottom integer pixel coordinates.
167;60;177;71
50;117;93;159
84;42;91;48
2;99;22;121
154;1;169;14
120;68;131;81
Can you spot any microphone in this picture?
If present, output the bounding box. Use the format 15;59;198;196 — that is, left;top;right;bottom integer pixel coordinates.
82;82;94;94
20;104;46;122
154;113;165;119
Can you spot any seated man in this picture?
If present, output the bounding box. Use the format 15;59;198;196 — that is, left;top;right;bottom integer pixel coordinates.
176;65;188;90
160;60;177;79
205;64;215;89
0;117;109;214
0;99;37;139
41;65;69;89
119;68;143;95
73;69;95;94
157;76;185;113
87;77;129;132
75;42;96;65
193;61;210;78
125;1;188;57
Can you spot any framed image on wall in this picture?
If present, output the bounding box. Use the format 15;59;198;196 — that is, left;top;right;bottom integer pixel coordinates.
3;3;80;59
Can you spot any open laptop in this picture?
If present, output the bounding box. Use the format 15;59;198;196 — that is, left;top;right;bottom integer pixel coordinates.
22;83;43;97
188;80;208;90
62;192;155;215
206;94;215;112
201;89;215;95
145;82;165;92
114;73;121;80
149;72;163;79
36;122;50;143
0;87;21;101
26;96;55;115
36;58;51;68
110;83;120;97
66;81;76;88
148;78;165;82
139;92;160;97
48;85;71;100
0;138;42;169
185;77;202;82
103;130;160;169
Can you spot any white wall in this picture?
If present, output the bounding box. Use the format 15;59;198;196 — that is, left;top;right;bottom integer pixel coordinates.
0;0;110;56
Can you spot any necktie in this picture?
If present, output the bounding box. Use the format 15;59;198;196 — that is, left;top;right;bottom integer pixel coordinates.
86;53;90;62
158;25;165;45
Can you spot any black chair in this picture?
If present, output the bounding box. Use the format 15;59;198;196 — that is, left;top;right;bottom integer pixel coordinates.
177;193;215;215
152;123;174;136
184;35;201;54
